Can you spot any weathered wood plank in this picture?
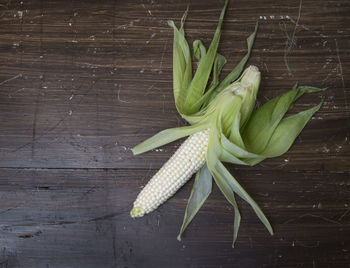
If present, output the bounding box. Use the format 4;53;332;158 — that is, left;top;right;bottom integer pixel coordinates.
0;168;349;267
0;0;349;169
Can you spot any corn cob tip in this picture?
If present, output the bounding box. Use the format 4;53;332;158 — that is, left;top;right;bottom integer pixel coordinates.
130;207;144;218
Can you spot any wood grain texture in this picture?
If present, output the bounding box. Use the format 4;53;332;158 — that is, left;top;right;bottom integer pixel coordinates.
0;0;349;267
0;168;349;267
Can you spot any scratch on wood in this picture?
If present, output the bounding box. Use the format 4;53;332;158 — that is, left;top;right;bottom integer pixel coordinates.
76;62;115;68
263;62;269;73
335;39;349;116
78;185;97;201
321;65;338;84
12;79;97;153
283;213;342;225
287;17;328;38
335;39;345;88
5;211;128;229
0;73;22;86
144;84;159;96
146;32;156;44
158;40;168;74
31;98;39;158
18;230;42;239
13;113;69;152
117;84;130;103
145;163;153;182
8;87;26;98
115;19;140;30
30;0;44;158
338;208;350;222
295;240;320;248
0;205;21;215
282;0;302;77
291;0;303;45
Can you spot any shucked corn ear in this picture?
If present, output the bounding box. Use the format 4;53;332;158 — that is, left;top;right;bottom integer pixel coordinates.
131;0;326;247
131;129;209;218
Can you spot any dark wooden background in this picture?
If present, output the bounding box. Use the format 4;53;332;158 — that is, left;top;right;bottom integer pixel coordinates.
0;0;349;267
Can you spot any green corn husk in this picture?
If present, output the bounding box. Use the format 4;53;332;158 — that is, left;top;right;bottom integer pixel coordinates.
132;0;326;247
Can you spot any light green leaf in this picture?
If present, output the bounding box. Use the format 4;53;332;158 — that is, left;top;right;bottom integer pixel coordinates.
182;53;227;120
168;11;192;113
209;53;227;88
238;67;261;128
219;149;249;165
212;161;273;235
183;53;227;117
177;164;212;241
180;101;214;125
193;40;206;61
261;101;323;157
232;204;241;248
241;157;265;166
219;95;243;139
206;124;235;206
203;22;259;106
295;85;327;99
206;126;241;246
227;110;245;149
181;113;205;125
242;85;325;154
183;0;229;115
213;92;245;149
221;133;261;159
132;122;208;155
211;165;242;247
242;85;299;154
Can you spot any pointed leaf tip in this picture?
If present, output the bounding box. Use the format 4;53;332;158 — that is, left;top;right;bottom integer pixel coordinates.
260;100;324;158
178;164;212;240
182;0;229;114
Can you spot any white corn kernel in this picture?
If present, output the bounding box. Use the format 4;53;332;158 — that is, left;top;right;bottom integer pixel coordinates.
130;129;209;218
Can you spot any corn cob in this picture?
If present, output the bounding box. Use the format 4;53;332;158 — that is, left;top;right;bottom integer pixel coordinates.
130;129;209;218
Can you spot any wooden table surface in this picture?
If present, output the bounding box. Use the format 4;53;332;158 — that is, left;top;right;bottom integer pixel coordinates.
0;0;349;267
